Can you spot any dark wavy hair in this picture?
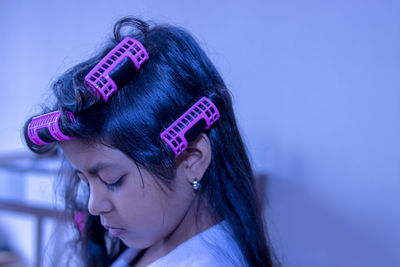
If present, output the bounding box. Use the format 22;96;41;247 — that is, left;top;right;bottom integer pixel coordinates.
23;17;276;267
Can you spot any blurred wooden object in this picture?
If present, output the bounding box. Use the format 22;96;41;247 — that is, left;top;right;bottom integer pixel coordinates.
0;150;59;175
0;151;63;267
0;251;25;266
0;200;63;267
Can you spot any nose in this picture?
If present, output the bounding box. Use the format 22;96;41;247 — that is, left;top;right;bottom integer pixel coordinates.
87;183;112;216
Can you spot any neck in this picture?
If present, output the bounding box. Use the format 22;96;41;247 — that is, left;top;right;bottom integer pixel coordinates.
132;197;219;267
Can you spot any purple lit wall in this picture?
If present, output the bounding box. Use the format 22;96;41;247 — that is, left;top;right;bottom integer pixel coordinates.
0;0;399;266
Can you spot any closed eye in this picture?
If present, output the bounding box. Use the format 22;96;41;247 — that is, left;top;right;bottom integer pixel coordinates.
106;175;125;190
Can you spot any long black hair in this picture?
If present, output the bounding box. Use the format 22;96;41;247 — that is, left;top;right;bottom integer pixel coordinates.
23;17;276;267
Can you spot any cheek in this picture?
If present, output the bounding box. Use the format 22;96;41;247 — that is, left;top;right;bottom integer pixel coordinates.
118;193;165;227
114;175;169;227
114;188;172;248
114;176;193;247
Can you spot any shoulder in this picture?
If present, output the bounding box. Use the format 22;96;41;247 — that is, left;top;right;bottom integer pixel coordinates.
148;221;248;267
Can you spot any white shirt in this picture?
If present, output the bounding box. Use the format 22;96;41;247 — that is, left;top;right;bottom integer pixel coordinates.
111;221;247;267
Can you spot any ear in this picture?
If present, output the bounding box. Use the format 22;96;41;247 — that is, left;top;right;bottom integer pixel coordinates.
176;132;212;185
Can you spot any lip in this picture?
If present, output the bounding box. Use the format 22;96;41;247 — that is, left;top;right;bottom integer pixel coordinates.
103;225;127;237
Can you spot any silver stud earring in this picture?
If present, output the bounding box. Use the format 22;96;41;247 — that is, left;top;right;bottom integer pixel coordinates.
192;178;201;191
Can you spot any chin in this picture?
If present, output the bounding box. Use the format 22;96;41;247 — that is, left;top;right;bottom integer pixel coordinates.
120;235;154;250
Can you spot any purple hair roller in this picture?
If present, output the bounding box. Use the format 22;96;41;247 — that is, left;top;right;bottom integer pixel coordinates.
74;211;86;235
160;97;220;157
85;37;149;102
27;110;76;146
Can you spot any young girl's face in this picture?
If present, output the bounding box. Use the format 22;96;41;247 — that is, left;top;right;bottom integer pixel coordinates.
60;139;195;249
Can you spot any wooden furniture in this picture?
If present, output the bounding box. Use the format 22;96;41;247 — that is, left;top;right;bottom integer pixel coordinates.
0;151;63;267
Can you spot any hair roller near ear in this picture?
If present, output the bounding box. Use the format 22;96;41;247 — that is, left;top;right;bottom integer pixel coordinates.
160;97;220;157
27;110;76;146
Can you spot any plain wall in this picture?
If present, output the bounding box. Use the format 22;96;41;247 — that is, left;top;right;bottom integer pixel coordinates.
0;0;399;266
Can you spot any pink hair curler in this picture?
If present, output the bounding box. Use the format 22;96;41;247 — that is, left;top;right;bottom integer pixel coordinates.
27;110;76;146
160;97;220;157
85;37;149;102
74;211;86;235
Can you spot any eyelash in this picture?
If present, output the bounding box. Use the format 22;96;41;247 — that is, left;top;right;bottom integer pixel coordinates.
106;176;124;190
76;173;124;190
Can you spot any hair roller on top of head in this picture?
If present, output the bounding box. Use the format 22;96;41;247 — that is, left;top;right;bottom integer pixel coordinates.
84;37;149;102
27;110;76;146
160;97;220;157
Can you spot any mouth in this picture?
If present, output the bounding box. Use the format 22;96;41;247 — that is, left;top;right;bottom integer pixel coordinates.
103;225;127;237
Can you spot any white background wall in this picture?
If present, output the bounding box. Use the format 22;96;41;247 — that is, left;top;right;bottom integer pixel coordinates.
0;0;399;266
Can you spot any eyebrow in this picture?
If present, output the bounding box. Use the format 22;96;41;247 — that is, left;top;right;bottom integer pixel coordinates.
74;162;115;176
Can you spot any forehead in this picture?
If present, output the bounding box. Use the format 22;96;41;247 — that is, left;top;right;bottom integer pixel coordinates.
59;139;133;172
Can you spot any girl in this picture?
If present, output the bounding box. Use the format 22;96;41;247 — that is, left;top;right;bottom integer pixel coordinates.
23;17;276;267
